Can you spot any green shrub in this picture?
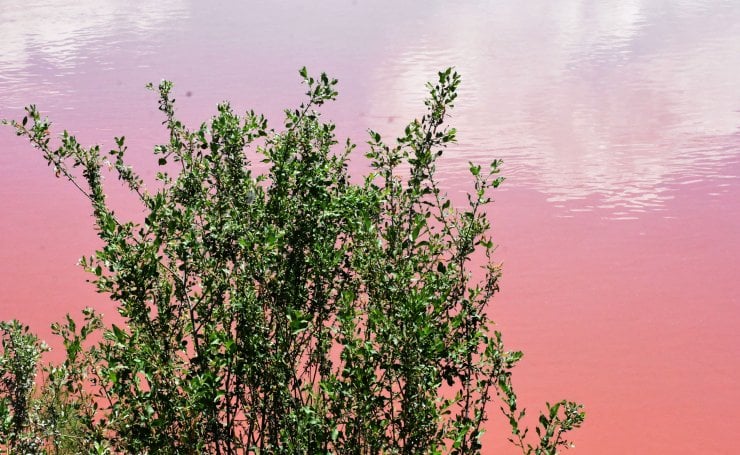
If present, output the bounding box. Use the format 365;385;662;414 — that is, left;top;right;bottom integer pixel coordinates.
0;321;47;453
3;68;583;454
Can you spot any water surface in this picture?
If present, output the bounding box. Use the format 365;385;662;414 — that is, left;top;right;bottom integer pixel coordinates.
1;1;739;453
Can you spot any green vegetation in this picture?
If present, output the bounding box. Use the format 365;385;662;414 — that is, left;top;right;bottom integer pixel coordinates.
2;68;583;454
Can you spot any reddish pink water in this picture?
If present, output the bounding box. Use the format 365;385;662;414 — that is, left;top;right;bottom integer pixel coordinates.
2;1;740;453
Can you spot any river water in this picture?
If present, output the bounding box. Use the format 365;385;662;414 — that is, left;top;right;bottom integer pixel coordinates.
1;1;739;453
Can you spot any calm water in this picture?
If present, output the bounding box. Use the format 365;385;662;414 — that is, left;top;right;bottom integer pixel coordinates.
1;1;739;453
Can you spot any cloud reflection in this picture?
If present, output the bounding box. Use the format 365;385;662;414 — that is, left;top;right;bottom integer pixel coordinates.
0;1;187;78
368;0;740;215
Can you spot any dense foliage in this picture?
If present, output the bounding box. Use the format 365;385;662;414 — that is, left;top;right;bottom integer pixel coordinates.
2;69;583;454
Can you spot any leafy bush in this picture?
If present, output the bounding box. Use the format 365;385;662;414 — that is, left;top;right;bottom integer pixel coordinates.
3;68;583;454
0;321;47;453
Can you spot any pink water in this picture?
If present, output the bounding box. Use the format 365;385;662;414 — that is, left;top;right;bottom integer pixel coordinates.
2;1;739;453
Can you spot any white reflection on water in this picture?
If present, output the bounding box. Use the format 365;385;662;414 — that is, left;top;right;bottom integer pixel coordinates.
0;0;188;104
368;0;740;215
0;1;188;68
1;0;738;216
